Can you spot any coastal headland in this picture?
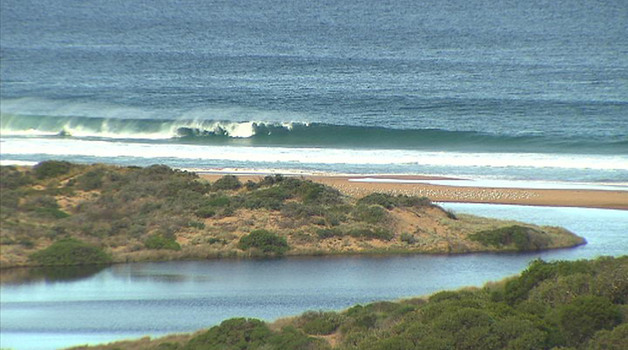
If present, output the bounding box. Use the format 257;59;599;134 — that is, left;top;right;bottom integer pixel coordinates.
0;162;592;268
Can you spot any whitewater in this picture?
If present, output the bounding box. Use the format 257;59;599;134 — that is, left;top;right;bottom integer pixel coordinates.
1;0;627;186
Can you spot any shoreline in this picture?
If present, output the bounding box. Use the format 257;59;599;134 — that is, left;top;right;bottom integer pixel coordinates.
199;174;628;210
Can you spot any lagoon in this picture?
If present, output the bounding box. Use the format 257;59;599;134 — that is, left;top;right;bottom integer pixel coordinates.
1;204;626;350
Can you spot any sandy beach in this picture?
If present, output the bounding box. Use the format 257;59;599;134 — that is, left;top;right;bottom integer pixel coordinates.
199;174;628;210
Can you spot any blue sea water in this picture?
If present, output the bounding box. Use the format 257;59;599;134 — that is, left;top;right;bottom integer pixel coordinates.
1;0;627;182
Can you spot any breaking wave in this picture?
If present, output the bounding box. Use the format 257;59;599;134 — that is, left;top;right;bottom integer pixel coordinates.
2;113;626;154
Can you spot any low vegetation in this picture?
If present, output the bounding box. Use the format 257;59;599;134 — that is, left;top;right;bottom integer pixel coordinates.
29;238;111;266
0;162;584;268
69;256;628;350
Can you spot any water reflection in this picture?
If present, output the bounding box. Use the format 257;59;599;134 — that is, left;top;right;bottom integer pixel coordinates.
1;205;626;350
0;265;107;285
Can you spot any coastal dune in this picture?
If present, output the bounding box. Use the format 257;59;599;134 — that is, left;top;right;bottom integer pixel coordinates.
199;174;628;210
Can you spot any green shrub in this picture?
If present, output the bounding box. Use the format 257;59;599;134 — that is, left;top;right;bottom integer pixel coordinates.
504;259;557;305
352;205;390;224
558;296;622;346
145;234;181;250
0;189;21;209
187;221;205;229
212;175;242;191
205;195;231;207
195;206;216;218
185;318;272;350
243;186;290;210
469;225;550;251
33;160;74;179
238;229;289;255
76;169;105;191
0;166;33;189
297;311;344;335
357;193;398;209
34;207;70;219
586;323;628;350
30;238;111;266
347;227;394;241
185;318;324;350
317;228;344;239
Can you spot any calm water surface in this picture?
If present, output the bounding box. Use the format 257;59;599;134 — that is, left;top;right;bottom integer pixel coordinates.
1;204;626;350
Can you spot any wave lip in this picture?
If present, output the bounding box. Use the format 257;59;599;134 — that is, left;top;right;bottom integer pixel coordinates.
2;113;627;155
0;113;301;140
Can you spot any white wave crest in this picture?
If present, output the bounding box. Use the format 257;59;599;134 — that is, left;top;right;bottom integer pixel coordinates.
2;137;627;172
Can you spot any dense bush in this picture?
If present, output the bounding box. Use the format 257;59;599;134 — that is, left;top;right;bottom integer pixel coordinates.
352;204;390;224
75;169;105;191
557;295;622;346
296;311;344;335
22;195;70;219
238;229;289;256
29;238;111;266
144;234;181;250
184;318;327;350
0;166;33;189
212;175;242;191
33;160;74;179
469;225;551;251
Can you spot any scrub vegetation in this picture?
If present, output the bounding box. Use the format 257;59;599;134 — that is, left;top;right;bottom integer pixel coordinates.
1;162;584;268
69;256;628;350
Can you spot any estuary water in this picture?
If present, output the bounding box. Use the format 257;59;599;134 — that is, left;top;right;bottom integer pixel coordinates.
1;204;627;350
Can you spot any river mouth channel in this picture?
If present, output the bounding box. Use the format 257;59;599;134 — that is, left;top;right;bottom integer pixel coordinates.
2;203;626;350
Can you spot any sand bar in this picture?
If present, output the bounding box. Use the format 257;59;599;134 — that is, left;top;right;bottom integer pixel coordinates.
198;174;628;210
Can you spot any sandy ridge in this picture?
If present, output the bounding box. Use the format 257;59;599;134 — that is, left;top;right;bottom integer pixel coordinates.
199;174;628;210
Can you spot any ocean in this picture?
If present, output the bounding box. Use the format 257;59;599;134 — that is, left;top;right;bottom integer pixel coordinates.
1;0;627;184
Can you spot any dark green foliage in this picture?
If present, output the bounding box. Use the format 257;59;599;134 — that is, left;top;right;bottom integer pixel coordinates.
352;204;390;224
238;229;289;255
0;166;33;189
21;195;70;219
557;296;622;346
244;177;343;209
34;207;71;219
0;189;21;210
33;160;74;179
242;186;290;210
505;259;559;305
469;225;551;251
30;238;111;266
317;227;344;239
212;175;242;191
194;206;216;218
586;323;628;350
317;256;626;350
297;311;344;335
184;318;272;350
184;318;326;350
145;234;182;250
75;169;105;191
281;202;324;220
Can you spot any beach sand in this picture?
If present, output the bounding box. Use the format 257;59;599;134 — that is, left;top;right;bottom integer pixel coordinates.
199;174;628;210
